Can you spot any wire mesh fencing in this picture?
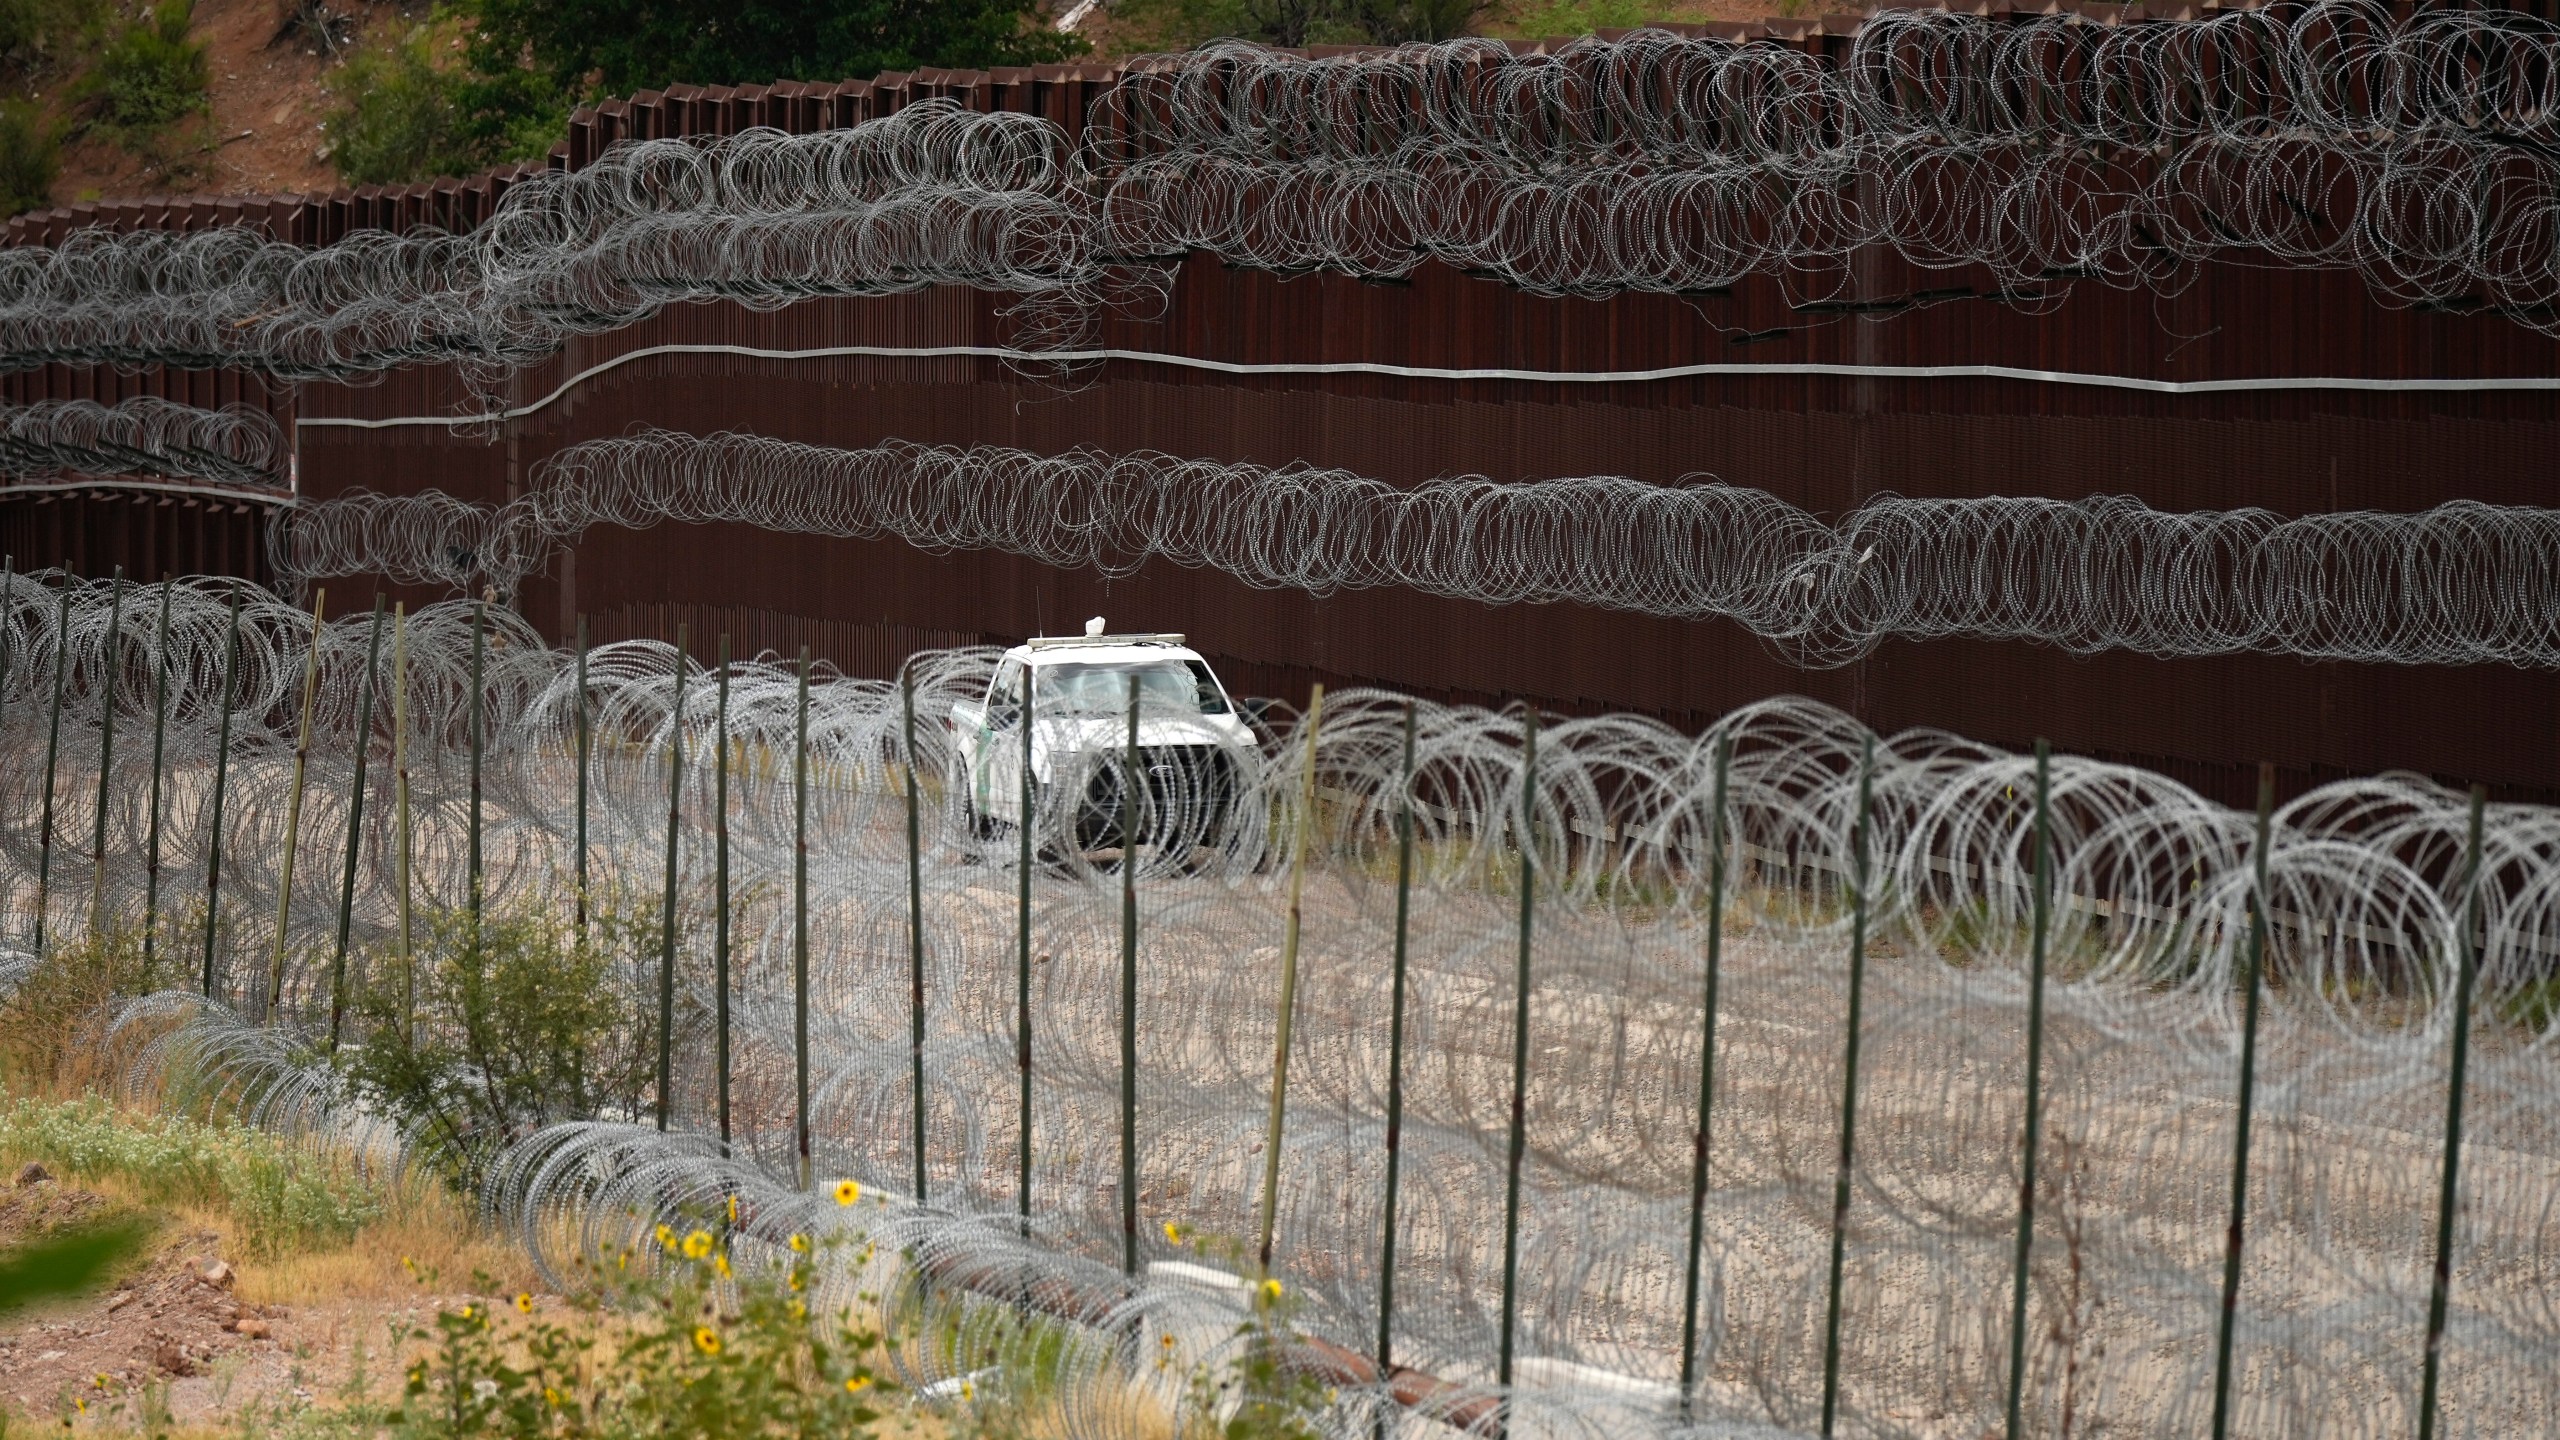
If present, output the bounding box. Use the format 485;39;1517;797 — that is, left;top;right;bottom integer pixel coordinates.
1;568;2553;1439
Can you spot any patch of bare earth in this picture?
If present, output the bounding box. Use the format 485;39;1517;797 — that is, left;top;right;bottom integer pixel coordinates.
44;0;420;208
0;1167;455;1426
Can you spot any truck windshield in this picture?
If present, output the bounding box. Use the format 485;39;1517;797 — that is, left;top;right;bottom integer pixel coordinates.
1039;660;1230;715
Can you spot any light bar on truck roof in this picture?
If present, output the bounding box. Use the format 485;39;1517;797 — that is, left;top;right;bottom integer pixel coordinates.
1022;633;1187;651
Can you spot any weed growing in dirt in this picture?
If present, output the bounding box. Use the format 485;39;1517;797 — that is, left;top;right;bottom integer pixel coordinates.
379;1232;894;1440
0;924;154;1095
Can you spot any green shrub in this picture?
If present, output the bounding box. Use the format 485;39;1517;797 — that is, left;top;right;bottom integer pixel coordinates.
87;0;205;135
325;26;480;186
347;902;658;1188
0;102;58;216
0;1096;382;1257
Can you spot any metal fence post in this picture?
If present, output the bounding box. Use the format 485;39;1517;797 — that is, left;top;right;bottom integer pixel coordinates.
1819;732;1879;1439
655;624;686;1132
328;597;386;1050
1680;729;1734;1418
36;572;70;956
270;588;326;1022
1258;684;1325;1275
2209;762;2278;1440
1499;707;1540;1393
574;616;590;940
87;568;123;936
201;591;243;998
467;600;485;932
794;646;811;1191
715;635;732;1155
2003;741;2056;1439
141;578;173;985
1120;672;1141;1278
393;603;413;1044
903;662;928;1206
1376;699;1418;1388
1017;662;1037;1232
2417;784;2489;1440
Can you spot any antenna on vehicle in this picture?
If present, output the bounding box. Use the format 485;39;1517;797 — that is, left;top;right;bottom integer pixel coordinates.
1086;616;1106;636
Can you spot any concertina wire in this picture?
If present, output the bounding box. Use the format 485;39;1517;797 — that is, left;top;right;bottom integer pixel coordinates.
0;568;2553;1436
2;3;2560;391
0;396;286;488
268;428;2560;669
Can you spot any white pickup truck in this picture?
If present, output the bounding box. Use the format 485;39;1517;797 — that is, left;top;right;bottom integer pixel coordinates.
947;625;1265;859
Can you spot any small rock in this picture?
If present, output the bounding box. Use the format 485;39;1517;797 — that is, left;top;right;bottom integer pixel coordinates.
232;1318;270;1340
200;1260;234;1289
105;1292;134;1313
12;1162;48;1186
35;1350;65;1363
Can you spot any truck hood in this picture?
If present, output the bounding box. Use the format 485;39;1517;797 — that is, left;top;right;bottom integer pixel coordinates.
1027;713;1258;774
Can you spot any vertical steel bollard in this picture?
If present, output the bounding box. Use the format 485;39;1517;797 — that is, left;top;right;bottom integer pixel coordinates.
1257;684;1325;1275
2208;763;2277;1440
1818;733;1878;1440
715;635;732;1156
1119;672;1141;1278
1376;700;1419;1391
1680;730;1734;1418
393;604;414;1044
574;616;590;940
201;592;243;998
328;597;386;1051
467;601;485;933
903;663;928;1206
1016;663;1036;1232
88;568;123;937
793;647;812;1191
655;625;687;1132
35;572;70;956
2003;741;2056;1440
141;579;173;984
270;589;327;1022
2416;784;2489;1440
1498;707;1539;1393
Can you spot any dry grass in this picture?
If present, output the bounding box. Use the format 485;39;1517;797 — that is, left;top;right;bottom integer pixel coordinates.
3;1128;534;1303
233;1175;532;1306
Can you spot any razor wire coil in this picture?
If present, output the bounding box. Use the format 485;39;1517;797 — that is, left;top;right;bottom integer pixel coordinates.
266;429;2560;669
0;5;2556;394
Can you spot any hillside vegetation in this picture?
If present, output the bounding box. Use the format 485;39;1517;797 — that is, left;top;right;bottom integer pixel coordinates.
3;0;1788;211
